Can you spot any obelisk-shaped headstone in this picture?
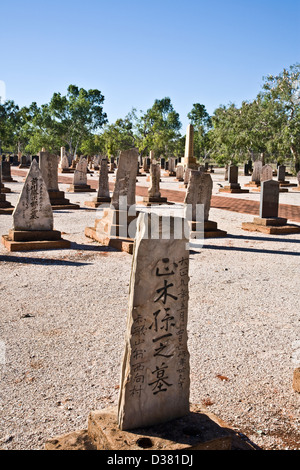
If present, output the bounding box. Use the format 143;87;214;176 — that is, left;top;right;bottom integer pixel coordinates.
97;158;110;200
118;212;190;430
13;159;54;231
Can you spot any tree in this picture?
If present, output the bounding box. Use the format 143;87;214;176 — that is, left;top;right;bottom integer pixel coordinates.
187;103;212;159
27;85;108;157
260;63;300;168
134;98;182;158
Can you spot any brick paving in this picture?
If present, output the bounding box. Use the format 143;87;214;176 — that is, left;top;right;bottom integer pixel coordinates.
11;168;300;223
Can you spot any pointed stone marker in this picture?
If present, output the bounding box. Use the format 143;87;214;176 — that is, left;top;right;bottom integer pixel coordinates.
118;212;190;430
39;151;80;209
1;160;71;251
68;158;96;193
142;163;168;206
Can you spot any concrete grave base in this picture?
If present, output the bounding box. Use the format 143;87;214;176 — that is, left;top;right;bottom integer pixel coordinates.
141;196;169;206
219;186;249;194
242;217;300;235
292;186;300;191
2;230;71;252
85;226;134;254
251;187;289;193
48;190;80;210
45;404;257;451
278;181;297;187
67;184;96;193
244;181;260;188
0;207;14;215
84;197;111;208
85;208;139;254
189;220;227;239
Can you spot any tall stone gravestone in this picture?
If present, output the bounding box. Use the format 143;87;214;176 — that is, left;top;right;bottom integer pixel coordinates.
68;158;96;193
143;163;167;206
118;212;190;430
277;164;297;188
85;148;140;253
39;151;79;209
0;164;14;214
85;158;111;207
219;165;249;193
185;171;227;238
1;160;71;251
45;212;234;450
245;161;262;187
184;124;198;169
242;179;300;234
2;161;16;183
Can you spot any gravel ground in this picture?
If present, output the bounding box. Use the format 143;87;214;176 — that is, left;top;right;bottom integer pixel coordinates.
0;175;299;450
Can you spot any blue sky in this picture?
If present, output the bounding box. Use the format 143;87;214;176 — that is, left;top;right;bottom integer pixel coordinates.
1;0;299;133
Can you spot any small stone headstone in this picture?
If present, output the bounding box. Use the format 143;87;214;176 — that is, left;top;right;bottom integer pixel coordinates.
73;158;88;185
13;160;53;231
118;212;190;430
252;161;262;184
97;158;110;199
261;164;273;182
278;165;286;182
260;180;280;219
228;165;238;185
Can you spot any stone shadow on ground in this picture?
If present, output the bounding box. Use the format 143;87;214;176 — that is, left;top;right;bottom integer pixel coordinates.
0;255;91;266
191;245;300;257
228;234;300;245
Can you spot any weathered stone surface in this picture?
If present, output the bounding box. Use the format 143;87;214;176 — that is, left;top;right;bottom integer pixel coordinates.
251;161;262;184
97;158;110;199
39;151;59;191
184;168;191;186
74;158;88;186
111;148;138;209
293;368;300;393
148;163;161;199
259;180;279;219
13;159;53;231
184;124;194;167
184;170;213;221
228;165;238;185
176;165;184;181
278;165;286;182
261;164;273;182
118;212;190;431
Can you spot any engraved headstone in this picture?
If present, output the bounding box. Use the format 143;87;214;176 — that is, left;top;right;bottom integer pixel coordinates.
148;163;161;199
278;165;286;182
39;151;59;191
261;164;273;182
13;159;53;231
73;158;88;186
260;180;279;219
118;212;190;430
111;149;138;209
251;161;262;184
228;165;238;185
184;170;212;222
97;158;110;200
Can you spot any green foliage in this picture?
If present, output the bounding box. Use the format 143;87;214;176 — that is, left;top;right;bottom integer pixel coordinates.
187;103;212;159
